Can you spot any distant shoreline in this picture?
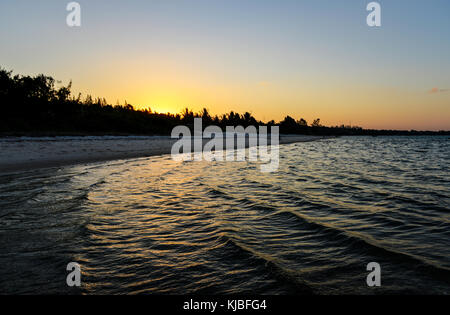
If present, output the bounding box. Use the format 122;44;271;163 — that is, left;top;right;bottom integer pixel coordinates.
1;132;448;139
0;135;332;174
0;130;449;138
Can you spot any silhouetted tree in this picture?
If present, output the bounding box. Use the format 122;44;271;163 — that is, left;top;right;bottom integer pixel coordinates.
312;118;321;127
1;68;447;136
200;108;212;125
297;118;307;126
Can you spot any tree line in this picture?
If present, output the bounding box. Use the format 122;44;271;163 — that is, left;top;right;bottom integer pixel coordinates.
0;68;448;136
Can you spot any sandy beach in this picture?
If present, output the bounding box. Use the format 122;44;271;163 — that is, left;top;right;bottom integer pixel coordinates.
0;135;328;173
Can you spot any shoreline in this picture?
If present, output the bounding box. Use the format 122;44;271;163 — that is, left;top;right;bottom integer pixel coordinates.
0;135;332;174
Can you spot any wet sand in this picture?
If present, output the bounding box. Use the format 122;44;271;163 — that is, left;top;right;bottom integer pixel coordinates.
0;135;329;173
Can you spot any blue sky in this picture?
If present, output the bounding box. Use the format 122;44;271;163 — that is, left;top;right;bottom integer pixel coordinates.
1;0;449;130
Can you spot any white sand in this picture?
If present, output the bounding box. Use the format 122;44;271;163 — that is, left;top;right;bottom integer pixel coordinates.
0;135;327;173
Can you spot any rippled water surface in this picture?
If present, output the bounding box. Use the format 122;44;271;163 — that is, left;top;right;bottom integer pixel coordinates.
0;136;449;294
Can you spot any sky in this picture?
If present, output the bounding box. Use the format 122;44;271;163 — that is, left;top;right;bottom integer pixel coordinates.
1;0;449;130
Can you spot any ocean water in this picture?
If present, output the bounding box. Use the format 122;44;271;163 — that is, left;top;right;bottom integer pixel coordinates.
0;136;449;294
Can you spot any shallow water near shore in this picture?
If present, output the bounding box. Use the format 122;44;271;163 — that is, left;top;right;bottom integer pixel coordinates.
0;136;449;294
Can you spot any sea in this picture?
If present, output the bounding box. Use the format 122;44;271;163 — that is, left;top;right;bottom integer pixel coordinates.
0;136;448;294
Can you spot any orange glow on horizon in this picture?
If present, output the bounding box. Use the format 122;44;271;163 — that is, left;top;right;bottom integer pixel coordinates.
67;57;449;131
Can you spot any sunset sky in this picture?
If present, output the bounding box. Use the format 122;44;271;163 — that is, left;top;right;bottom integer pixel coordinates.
1;0;449;130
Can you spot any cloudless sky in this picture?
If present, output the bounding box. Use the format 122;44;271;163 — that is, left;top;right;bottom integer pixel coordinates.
1;0;449;130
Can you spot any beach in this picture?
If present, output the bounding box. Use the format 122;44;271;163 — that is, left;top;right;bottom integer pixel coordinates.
0;135;327;173
1;136;448;294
